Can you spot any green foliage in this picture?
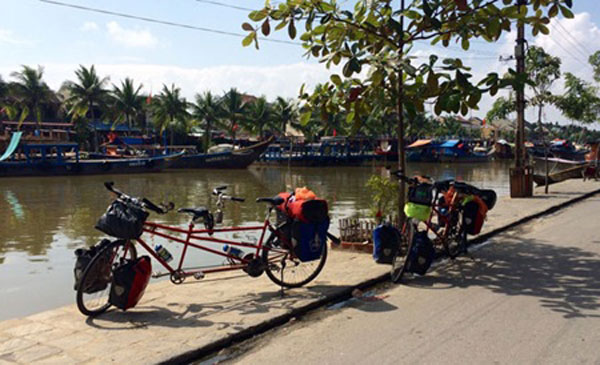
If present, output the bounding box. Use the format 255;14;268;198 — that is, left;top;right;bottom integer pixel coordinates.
243;0;572;131
366;174;399;220
486;96;515;122
556;73;600;126
111;78;144;129
219;88;247;140
6;65;56;127
191;91;221;150
151;83;190;145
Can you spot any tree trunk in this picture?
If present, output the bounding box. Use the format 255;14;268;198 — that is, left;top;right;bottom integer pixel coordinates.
397;0;406;224
90;100;99;152
204;119;211;152
537;104;549;194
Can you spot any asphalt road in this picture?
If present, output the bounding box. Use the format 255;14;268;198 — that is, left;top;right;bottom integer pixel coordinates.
227;196;600;364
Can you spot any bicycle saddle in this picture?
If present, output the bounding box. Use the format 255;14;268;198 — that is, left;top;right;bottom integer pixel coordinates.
256;196;285;206
178;207;209;219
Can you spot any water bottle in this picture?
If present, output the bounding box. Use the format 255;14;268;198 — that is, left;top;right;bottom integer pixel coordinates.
155;244;173;263
223;244;244;260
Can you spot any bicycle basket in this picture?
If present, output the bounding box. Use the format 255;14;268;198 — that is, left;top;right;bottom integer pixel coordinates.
404;202;432;222
95;200;149;239
408;184;433;206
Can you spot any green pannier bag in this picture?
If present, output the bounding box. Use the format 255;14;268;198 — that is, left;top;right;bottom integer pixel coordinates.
404;202;432;222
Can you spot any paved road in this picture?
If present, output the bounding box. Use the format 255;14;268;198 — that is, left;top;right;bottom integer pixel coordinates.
229;197;600;364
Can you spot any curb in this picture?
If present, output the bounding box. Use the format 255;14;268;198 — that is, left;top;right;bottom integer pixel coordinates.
162;187;600;365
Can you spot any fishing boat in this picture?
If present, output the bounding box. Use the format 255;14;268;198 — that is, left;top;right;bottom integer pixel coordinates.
532;164;587;186
0;141;181;177
491;139;514;159
437;140;490;162
167;137;273;169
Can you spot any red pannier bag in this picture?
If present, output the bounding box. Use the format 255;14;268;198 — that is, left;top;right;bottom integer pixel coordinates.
463;195;488;235
286;199;329;223
109;256;151;310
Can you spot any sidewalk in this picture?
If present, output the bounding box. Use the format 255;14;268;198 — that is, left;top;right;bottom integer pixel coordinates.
1;180;599;364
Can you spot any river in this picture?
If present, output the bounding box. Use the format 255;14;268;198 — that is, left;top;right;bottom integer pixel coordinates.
0;161;512;320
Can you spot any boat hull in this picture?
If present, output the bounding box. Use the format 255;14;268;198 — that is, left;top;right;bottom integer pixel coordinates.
533;165;586;186
168;138;272;169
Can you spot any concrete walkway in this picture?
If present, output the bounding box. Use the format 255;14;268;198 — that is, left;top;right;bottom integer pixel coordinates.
1;180;599;364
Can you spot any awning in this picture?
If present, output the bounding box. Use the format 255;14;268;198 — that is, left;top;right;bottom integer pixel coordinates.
407;139;432;148
440;139;460;148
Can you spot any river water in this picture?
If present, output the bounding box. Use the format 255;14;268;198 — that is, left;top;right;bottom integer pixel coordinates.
0;161;512;320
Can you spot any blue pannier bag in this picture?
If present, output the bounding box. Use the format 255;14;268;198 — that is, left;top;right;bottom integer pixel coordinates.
292;220;329;262
405;231;434;275
372;224;400;264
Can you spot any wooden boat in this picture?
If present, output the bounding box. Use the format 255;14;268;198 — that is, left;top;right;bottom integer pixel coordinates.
168;137;272;169
532;164;587;186
0;142;181;177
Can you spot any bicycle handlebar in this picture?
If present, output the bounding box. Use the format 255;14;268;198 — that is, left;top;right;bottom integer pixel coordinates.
104;181;172;214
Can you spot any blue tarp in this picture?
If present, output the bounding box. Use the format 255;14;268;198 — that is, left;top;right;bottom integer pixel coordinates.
440;139;460;148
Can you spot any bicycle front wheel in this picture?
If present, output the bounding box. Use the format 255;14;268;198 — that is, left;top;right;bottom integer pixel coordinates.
76;240;137;316
262;233;327;288
391;220;413;283
445;210;467;259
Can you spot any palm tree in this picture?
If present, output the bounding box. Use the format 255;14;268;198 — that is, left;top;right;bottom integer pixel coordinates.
220;88;247;142
112;78;144;130
245;96;274;139
7;65;55;127
272;97;297;135
64;65;110;151
151;84;190;147
191;91;221;151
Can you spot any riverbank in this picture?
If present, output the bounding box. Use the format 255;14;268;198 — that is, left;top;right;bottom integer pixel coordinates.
1;179;599;364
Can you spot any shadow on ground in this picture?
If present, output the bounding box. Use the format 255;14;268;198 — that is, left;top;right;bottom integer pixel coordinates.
409;233;600;319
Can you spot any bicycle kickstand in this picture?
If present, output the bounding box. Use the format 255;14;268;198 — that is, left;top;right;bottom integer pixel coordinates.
279;260;286;298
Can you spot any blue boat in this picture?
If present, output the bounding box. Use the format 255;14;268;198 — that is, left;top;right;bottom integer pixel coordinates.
0;142;181;177
259;137;378;166
407;139;489;163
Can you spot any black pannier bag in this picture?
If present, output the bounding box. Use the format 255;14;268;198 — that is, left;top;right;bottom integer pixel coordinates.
408;183;433;206
95;200;149;239
109;256;152;310
406;231;435;275
479;189;497;210
73;239;112;291
372;224;401;264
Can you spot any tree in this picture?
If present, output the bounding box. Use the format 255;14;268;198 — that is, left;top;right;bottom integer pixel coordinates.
64;65;110;151
556;73;600;127
220;88;247;142
6;65;55;127
272;97;297;135
525;46;561;193
245;96;274;139
151;83;190;147
191;91;221;151
244;0;572;215
112;78;144;130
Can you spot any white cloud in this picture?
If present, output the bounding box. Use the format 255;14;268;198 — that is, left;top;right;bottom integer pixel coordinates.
0;62;337;101
106;21;158;48
0;28;31;46
80;22;98;32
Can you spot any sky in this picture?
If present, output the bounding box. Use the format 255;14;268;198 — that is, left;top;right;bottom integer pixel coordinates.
1;0;600;125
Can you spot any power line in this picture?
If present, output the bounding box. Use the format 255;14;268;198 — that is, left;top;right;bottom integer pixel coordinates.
38;0;301;46
554;20;593;57
194;0;255;12
550;22;590;61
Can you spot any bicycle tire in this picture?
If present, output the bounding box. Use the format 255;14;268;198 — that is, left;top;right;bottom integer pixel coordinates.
76;240;137;316
390;220;413;283
445;210;467;259
262;232;327;288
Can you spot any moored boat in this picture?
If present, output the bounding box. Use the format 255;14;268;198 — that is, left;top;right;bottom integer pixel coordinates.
532;164;586;186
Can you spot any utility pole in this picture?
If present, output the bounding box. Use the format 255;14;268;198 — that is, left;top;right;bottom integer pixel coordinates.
397;0;407;222
510;0;533;197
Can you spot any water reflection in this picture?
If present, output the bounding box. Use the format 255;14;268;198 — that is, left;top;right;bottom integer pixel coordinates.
0;162;512;319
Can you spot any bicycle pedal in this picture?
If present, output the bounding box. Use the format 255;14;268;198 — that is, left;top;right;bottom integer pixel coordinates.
193;271;205;280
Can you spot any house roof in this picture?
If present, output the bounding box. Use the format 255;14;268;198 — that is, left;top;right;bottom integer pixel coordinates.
440;139;460;148
407;139;432;148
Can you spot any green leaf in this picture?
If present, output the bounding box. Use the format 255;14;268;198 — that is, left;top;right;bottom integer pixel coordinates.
559;5;574;19
330;74;342;86
300;111;312;126
242;22;254;32
461;38;469;51
276;20;289;31
249;10;267;22
242;32;254;47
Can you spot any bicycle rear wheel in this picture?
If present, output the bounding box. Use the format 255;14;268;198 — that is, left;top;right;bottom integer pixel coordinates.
262;233;327;288
76;240;137;316
390;220;414;283
445;210;467;259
